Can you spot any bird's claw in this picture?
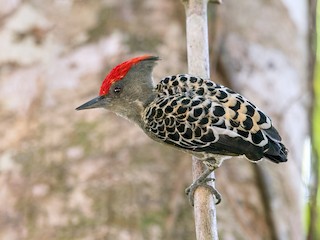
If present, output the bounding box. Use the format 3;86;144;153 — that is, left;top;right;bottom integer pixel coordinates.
185;177;221;206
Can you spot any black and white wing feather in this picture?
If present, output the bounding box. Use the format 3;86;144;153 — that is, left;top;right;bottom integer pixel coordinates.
143;75;287;163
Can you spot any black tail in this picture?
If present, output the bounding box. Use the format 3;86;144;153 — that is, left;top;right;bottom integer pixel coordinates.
263;126;288;163
264;142;288;163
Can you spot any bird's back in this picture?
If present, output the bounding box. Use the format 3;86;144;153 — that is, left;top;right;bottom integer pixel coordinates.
143;74;288;163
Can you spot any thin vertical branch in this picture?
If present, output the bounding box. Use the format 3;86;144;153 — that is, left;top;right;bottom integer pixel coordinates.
182;0;220;239
191;157;218;240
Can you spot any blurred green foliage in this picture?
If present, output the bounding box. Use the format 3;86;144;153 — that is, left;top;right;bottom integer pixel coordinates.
310;1;320;238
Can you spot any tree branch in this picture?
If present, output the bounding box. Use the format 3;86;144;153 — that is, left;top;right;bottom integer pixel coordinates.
182;0;219;239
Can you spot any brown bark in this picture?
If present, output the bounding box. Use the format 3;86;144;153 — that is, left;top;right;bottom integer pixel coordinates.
213;1;309;239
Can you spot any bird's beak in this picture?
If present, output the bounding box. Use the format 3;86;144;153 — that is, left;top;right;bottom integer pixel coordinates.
76;96;106;110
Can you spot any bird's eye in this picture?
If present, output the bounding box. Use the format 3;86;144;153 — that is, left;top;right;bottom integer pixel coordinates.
114;86;122;94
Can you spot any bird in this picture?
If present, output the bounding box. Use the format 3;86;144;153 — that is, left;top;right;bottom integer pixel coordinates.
76;55;288;205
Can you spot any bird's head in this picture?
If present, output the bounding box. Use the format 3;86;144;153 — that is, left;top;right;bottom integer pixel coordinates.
76;55;159;119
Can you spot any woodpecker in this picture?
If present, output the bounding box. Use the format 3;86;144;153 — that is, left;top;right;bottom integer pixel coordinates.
76;55;288;205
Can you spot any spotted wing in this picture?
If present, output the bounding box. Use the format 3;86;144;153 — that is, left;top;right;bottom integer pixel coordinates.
144;75;287;162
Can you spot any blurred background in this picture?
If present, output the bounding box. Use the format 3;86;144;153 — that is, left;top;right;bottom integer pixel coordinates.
0;0;318;239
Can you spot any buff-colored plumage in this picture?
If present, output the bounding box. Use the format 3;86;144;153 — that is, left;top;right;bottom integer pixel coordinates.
143;74;287;165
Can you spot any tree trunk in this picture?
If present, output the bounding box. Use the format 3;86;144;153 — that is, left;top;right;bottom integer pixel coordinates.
211;1;309;239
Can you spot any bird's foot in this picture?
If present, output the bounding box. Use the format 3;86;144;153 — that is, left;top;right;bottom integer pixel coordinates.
185;177;221;206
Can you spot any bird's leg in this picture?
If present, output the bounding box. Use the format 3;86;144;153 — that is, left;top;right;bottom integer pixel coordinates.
185;166;221;206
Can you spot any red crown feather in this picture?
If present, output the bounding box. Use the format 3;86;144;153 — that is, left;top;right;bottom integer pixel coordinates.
99;55;156;96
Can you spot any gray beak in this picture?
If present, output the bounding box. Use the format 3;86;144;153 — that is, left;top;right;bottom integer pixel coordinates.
76;96;106;110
